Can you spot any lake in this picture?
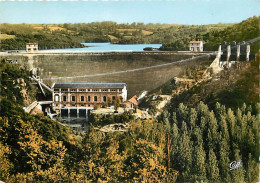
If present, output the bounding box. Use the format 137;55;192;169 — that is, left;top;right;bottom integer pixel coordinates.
39;42;162;52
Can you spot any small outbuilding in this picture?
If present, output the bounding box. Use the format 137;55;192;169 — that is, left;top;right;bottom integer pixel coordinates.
189;40;203;52
123;95;138;109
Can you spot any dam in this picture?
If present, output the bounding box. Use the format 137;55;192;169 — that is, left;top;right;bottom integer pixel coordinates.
1;51;214;97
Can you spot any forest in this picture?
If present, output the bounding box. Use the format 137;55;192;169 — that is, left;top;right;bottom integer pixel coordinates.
0;16;259;182
1;16;258;52
0;21;231;51
0;55;259;182
160;16;259;52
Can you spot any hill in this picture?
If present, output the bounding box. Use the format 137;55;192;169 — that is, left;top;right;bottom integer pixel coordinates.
203;16;260;52
166;58;259;112
0;22;231;51
160;16;259;52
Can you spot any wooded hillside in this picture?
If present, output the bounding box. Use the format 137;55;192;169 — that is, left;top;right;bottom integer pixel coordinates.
160;16;259;52
0;21;231;51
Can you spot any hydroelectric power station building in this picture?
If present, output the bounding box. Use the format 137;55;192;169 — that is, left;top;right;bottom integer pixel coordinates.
52;82;127;118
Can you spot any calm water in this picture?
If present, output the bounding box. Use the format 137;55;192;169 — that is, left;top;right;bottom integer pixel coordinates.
39;42;162;52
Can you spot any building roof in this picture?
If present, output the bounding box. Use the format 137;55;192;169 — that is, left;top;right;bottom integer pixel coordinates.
189;40;203;43
53;82;126;89
128;95;138;105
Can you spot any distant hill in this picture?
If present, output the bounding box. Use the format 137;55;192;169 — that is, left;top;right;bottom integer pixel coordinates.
0;22;231;51
203;16;260;52
160;16;259;52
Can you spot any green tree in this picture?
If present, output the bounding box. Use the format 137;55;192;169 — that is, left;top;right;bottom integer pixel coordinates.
230;149;245;182
207;148;220;181
177;122;192;181
192;144;207;181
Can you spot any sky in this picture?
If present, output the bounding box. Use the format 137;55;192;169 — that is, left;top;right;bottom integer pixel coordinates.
0;0;259;25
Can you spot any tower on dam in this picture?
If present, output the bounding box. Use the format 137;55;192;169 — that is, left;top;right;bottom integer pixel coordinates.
26;42;38;52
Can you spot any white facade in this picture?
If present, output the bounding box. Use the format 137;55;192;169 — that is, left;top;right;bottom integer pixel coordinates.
26;43;38;52
120;85;127;102
189;41;203;52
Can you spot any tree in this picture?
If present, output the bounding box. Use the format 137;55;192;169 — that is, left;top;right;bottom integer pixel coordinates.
163;110;172;169
0;116;68;182
246;153;259;182
218;139;231;182
192;144;207;181
177;122;192;181
207;148;220;181
230;149;245;182
0;142;13;181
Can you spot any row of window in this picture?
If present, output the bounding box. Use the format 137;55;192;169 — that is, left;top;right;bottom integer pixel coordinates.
55;95;116;102
54;88;120;92
27;48;37;51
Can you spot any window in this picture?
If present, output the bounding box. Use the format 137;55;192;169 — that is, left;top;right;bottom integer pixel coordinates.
87;96;91;102
61;89;68;92
72;96;76;102
54;89;59;92
112;96;116;100
94;96;97;102
81;96;84;102
103;96;107;102
71;89;76;92
63;96;66;102
55;95;59;102
80;89;85;92
33;48;37;50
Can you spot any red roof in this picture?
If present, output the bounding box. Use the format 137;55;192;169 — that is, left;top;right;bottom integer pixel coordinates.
189;40;202;43
128;95;138;105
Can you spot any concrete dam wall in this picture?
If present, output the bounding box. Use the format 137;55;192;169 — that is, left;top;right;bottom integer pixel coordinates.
2;52;214;97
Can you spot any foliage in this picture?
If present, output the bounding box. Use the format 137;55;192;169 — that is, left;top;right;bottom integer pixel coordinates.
0;61;32;105
159;39;189;51
203;16;260;52
169;59;259;112
0;21;231;50
158;102;259;182
0;61;178;182
159;16;259;52
88;111;134;126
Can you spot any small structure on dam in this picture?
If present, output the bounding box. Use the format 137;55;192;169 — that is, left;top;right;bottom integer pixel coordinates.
26;42;38;52
189;40;203;52
52;82;127;118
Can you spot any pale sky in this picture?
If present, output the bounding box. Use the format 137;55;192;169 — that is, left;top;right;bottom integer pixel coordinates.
0;0;259;25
